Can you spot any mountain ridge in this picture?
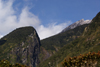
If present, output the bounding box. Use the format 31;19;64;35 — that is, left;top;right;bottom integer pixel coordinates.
38;12;100;67
0;26;41;67
62;19;91;32
39;23;89;64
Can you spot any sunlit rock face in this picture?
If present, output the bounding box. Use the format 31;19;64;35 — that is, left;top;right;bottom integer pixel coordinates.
62;19;91;32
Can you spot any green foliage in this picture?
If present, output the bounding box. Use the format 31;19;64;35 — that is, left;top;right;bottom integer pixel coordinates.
0;59;29;67
1;26;36;43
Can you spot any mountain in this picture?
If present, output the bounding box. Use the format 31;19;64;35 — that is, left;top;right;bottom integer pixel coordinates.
0;26;41;67
62;19;91;32
39;23;89;63
38;12;100;67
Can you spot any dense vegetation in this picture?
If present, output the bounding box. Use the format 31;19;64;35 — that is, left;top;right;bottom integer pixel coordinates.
1;26;36;43
0;59;29;67
62;51;100;67
38;12;100;67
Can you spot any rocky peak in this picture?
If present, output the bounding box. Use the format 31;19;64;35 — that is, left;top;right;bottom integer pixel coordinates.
62;19;91;32
0;26;41;67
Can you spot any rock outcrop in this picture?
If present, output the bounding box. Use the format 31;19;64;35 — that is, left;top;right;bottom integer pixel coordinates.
62;19;91;32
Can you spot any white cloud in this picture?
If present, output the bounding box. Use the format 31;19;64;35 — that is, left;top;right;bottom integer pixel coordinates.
18;7;40;27
37;21;72;39
0;34;3;39
0;0;40;35
0;0;72;40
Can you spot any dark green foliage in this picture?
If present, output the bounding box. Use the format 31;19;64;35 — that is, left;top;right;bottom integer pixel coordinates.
0;40;6;45
2;26;36;43
0;59;29;67
92;12;100;22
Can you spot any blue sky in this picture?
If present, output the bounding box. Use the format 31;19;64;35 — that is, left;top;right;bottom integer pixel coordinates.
13;0;100;23
0;0;100;39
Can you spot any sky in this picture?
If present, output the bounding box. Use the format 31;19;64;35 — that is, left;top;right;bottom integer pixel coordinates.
0;0;100;40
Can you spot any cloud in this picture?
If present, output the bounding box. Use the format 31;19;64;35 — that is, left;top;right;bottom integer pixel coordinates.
0;0;40;35
0;0;72;40
37;21;72;39
0;34;3;39
18;7;40;27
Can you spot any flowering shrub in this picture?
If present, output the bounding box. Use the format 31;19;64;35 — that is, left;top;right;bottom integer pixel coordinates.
62;51;100;67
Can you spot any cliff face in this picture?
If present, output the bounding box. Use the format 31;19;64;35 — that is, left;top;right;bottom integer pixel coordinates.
10;33;40;67
0;26;41;67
